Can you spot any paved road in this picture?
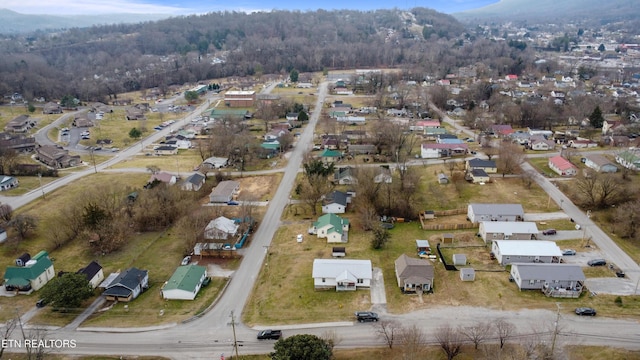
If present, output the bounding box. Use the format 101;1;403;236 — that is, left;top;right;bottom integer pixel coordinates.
3;91;640;358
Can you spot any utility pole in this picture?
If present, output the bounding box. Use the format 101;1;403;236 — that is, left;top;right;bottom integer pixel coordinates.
551;303;561;354
230;311;240;359
37;173;45;199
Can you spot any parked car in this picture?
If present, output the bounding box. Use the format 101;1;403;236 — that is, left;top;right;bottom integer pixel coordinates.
181;256;191;266
257;329;282;340
575;307;596;316
227;201;239;206
355;311;379;322
587;259;607;267
562;249;576;256
542;229;557;235
36;298;47;308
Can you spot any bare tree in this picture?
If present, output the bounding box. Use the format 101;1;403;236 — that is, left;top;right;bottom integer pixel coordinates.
435;324;464;360
461;321;492;350
376;320;401;349
0;317;17;358
399;324;427;360
497;142;525;176
0;203;13;223
9;214;38;240
521;170;536;189
613;200;640;241
320;329;341;353
573;170;627;209
495;319;516;349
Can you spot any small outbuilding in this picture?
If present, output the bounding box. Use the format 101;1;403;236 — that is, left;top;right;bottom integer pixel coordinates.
460;268;475;281
332;247;346;257
452;254;467;266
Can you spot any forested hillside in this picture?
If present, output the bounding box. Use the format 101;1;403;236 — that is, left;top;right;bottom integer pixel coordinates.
0;8;532;102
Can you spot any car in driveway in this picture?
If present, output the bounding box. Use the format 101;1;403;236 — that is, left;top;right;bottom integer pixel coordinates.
587;259;607;266
227;201;239;206
181;256;191;266
542;229;557;235
36;298;47;308
355;311;379;322
575;307;596;316
562;249;576;256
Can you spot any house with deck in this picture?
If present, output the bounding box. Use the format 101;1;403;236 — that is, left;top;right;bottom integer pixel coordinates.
394;254;434;293
510;263;585;298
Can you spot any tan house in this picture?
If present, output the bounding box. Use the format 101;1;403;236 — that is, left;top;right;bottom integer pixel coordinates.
224;90;256;107
394;254;434;293
36;145;81;168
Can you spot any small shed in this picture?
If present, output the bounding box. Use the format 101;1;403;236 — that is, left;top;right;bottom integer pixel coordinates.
416;240;431;253
15;253;31;267
438;173;449;184
460;268;475;281
452;254;467;266
442;233;454;244
421;210;435;220
332;247;346;257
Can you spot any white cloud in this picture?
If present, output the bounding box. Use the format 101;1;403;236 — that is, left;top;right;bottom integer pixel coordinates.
3;0;190;15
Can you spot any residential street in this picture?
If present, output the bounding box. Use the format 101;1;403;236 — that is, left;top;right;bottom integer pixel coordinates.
0;88;638;358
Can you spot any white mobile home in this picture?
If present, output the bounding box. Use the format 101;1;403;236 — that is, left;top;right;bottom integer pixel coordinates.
492;240;562;266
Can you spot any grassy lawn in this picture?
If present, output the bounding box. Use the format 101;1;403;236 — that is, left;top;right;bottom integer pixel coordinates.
108;151;204;173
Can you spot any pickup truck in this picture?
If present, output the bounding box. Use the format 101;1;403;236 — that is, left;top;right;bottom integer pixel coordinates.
257;329;282;340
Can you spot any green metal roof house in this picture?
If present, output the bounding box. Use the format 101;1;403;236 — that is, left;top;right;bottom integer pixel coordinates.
161;265;208;300
310;213;350;243
320;149;342;164
3;250;55;292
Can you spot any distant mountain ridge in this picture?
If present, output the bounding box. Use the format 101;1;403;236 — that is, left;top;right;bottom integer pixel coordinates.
0;8;171;34
454;0;640;23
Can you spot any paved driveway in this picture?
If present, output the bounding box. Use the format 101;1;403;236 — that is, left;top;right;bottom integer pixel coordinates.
370;267;387;313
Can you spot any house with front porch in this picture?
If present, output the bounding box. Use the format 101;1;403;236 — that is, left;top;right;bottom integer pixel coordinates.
548;155;577;176
615;149;640;171
394;254;434;293
312;259;371;291
309;213;349;243
510;263;585;298
102;267;149;302
420;143;468;159
584;154;618;173
3;250;55;292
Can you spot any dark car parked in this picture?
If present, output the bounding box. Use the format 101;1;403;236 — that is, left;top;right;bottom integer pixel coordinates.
587;259;607;267
36;299;47;308
542;229;557;235
355;311;379;322
575;307;596;316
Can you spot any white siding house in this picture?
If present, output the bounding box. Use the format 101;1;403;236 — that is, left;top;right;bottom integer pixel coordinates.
312;259;372;291
479;221;539;243
492;240;562;266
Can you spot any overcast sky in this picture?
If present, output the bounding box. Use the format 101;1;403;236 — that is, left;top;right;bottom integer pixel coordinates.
2;0;498;15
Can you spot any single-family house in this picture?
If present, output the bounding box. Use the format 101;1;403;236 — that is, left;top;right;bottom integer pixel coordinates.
42;102;63;114
162;264;207;300
309;213;350;243
4;115;36;133
602;119;623;135
420;143;469;159
510;263;585;297
321;137;339;150
312;259;372;291
72;115;93;128
466;158;497;173
568;139;597;149
125;106;146;120
320;149;342;164
0;228;7;243
615;150;640;171
530;138;555;151
467;203;524;224
337;116;366;124
584;154;618;173
394;254;435;293
181;173;206;191
164;135;192;149
204;216;239;240
202;157;228;169
102;267;149;302
347;144;376;155
209;180;240;203
334;167;357;185
77;261;104;289
548;155;577;176
153;145;178;156
466;168;490;183
423;127;448;140
478;221;539;243
322;190;349;214
0;176;18;191
3;250;55;292
374;166;392;184
148;172;177;185
492;240;562;266
35;145;81;168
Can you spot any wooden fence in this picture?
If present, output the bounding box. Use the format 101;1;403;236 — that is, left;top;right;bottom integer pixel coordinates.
421;223;477;231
